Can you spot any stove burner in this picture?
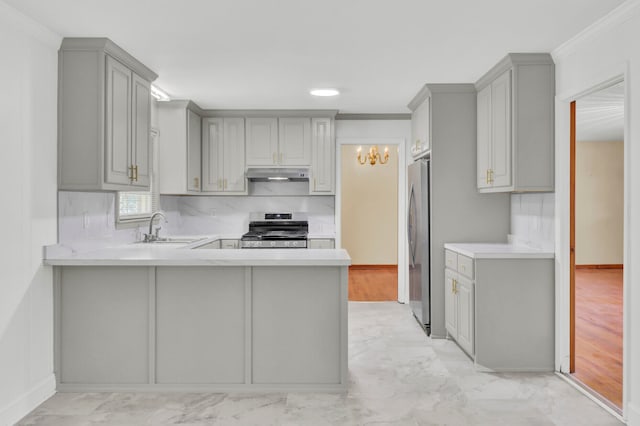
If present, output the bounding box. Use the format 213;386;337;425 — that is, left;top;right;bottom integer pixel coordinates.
241;213;308;248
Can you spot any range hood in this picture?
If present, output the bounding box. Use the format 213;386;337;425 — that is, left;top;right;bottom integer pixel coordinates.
246;168;310;182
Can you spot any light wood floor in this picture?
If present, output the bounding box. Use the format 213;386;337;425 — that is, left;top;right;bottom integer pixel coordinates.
348;265;397;301
573;268;623;409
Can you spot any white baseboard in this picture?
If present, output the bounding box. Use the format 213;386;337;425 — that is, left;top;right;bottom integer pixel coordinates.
0;374;55;426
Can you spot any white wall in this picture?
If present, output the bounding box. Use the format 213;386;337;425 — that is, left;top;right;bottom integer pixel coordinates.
0;2;60;424
575;141;624;265
552;2;640;423
340;145;398;264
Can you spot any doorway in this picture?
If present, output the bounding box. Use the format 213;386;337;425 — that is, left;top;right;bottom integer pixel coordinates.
570;82;624;410
338;142;400;301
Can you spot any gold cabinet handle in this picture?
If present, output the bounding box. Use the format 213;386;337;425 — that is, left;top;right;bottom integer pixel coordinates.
415;139;421;148
128;165;134;182
134;165;138;182
486;169;489;185
489;169;494;184
193;177;199;189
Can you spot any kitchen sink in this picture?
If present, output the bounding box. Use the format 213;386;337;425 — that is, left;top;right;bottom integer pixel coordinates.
133;237;207;245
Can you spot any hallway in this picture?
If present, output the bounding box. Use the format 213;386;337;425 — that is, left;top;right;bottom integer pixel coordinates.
573;268;623;408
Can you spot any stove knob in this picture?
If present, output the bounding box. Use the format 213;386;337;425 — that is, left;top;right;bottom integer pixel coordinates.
284;241;290;247
253;241;260;248
270;241;276;247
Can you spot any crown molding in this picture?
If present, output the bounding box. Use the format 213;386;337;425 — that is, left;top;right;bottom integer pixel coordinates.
335;113;411;120
0;1;61;48
552;0;640;61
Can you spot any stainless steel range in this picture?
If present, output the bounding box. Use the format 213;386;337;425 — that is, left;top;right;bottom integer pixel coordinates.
240;212;308;248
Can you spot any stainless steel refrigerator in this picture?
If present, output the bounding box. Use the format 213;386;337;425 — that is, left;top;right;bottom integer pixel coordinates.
408;157;430;335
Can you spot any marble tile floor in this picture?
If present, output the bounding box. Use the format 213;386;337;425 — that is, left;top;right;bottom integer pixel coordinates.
18;302;622;426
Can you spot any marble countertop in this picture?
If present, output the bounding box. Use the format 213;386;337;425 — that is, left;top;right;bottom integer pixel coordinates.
44;236;351;267
444;243;555;259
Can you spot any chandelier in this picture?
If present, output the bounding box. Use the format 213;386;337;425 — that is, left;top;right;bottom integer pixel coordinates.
357;145;389;165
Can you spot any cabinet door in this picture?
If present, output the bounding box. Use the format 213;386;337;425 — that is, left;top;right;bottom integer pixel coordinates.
202;117;223;191
105;55;132;186
416;99;430;152
222;118;246;192
279;117;311;165
131;73;151;188
456;275;474;356
246;118;278;166
444;268;458;339
476;84;492;189
490;69;512;188
310;118;334;193
186;109;202;192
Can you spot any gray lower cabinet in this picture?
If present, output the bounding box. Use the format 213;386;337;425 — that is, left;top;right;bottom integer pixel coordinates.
252;267;341;384
155;267;245;384
58;267;151;384
54;264;348;391
444;248;555;371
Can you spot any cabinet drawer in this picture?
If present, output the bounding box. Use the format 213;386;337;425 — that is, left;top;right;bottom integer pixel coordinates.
445;250;457;270
220;239;239;249
457;255;474;278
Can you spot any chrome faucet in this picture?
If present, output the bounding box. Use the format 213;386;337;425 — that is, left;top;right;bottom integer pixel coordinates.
144;211;167;242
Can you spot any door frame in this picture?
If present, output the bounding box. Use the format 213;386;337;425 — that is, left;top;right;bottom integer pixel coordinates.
556;71;629;419
335;137;407;303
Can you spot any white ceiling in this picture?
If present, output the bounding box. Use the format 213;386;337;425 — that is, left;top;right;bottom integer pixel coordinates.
576;82;624;142
6;0;625;113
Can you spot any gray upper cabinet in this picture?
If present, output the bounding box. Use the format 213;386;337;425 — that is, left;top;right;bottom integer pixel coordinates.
245;118;278;166
187;109;202;192
246;117;312;167
58;38;157;191
278;117;311;166
475;53;555;193
202;117;246;194
408;88;431;159
157;101;203;195
310;118;334;194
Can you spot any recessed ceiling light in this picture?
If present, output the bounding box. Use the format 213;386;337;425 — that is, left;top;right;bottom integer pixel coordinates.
310;88;340;97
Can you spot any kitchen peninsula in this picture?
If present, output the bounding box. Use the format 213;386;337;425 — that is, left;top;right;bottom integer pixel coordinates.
44;244;350;392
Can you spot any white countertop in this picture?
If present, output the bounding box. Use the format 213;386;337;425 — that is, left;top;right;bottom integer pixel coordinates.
43;238;351;267
444;243;554;259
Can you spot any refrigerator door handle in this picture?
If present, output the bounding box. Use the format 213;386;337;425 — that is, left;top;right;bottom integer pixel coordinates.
408;183;417;268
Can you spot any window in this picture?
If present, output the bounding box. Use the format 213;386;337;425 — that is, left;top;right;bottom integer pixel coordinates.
116;129;159;225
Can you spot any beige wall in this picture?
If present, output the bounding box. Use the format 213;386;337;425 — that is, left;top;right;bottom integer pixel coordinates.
576;141;624;265
341;145;398;265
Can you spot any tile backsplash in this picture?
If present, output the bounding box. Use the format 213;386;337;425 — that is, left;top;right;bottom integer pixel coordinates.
58;191;335;249
510;193;555;250
58;191;143;249
161;195;335;236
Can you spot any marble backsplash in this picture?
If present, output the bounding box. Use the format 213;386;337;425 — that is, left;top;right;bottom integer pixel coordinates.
58;191;335;249
161;194;335;237
510;192;555;250
58;191;144;249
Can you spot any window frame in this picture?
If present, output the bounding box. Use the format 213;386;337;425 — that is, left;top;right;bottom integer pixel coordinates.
115;128;159;228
